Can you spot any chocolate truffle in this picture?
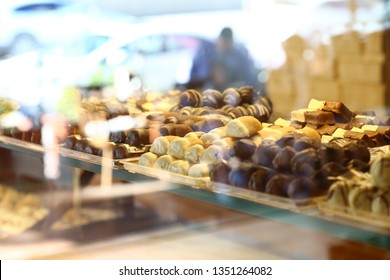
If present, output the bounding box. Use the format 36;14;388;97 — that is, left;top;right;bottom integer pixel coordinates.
109;130;127;143
202;89;223;108
238;86;256;104
126;128;150;146
347;159;370;173
312;162;348;191
291;148;320;177
272;146;296;172
113;144;130;159
228;167;255;188
63;135;81;149
248;167;276;192
222;88;241;106
293;136;321;152
179;89;202;107
252;144;281;168
84;144;99;155
287;177;319;199
73;138;89;152
343;141;370;163
265;174;291;197
229;139;257;161
319;143;345;165
210;161;231;184
246;103;270;122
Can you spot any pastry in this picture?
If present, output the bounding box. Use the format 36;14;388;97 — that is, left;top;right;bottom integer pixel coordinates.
272;146;296;172
153;155;174;170
184;144;205;164
138;152;158;167
188;163;210;177
150;136;170;156
179;89;202;107
287;177;319;199
167;138;192;159
229;139;257;161
222;88;241;106
265;174;291;197
200;145;224;164
370;154;390;188
228;167;255;188
202;89;223;108
226;116;262;138
200;132;222;146
252;144;281;168
248;167;276;192
168;160;190;175
209;161;231;184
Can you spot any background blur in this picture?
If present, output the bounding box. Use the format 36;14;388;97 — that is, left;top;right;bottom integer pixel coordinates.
0;0;386;106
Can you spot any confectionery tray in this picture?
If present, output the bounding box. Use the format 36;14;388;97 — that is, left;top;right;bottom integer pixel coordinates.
120;158;211;189
0;135;147;167
210;182;325;212
318;201;390;233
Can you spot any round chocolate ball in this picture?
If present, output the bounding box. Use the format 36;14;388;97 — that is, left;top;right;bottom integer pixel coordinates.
265;174;291;197
291;148;320;177
73;138;89;152
113;144;129;159
228;167;255;188
252;144;281;168
287;177;319;199
202;89;223;108
109;130;127;143
319;143;345;165
229;139;257;161
179;89;202;107
210;161;231;184
344;141;370;163
293;136;321;152
248;167;276;192
272;146;296;172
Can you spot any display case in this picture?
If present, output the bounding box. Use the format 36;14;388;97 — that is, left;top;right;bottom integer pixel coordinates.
1;135;389;260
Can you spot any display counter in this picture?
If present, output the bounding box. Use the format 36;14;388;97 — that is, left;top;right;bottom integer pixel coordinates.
1;136;389;259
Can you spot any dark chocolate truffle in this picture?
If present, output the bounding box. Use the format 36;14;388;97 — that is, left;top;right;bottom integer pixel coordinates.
228;167;255;188
126;128;150;146
238;86;256;104
291;148;320;177
229;139;257;161
73;138;89;152
343;140;370;163
222;88;241;106
347;159;370;173
84;144;99;155
248;167;276;192
109;130;127;143
179;89;202;107
272;146;296;172
246;103;270;122
210;161;231;184
293;136;321;152
265;174;291;197
252;144;281;168
202;89;223;108
113;144;130;159
200;118;225;133
312;162;348;191
319;143;345;165
287;177;319;199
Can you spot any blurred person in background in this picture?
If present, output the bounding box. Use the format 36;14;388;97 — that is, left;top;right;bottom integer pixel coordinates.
189;27;262;93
